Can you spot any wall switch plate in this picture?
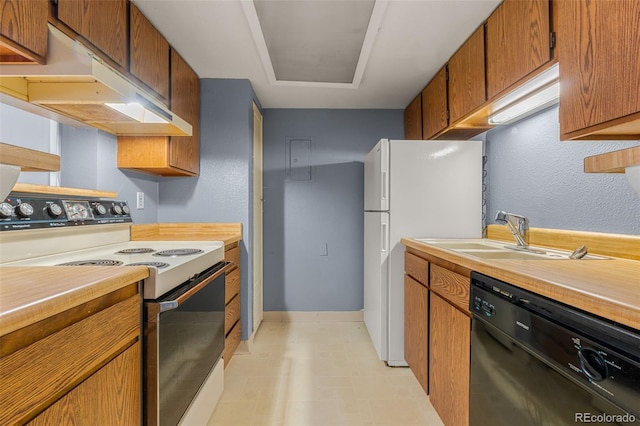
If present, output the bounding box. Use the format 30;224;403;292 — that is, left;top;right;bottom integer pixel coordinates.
136;192;144;209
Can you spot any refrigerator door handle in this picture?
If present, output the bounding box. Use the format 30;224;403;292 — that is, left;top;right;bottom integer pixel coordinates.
381;171;387;203
381;222;388;252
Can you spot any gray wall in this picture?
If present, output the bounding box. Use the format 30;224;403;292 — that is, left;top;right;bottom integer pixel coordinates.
159;79;261;340
485;106;640;234
0;103;54;186
262;109;403;311
60;125;160;224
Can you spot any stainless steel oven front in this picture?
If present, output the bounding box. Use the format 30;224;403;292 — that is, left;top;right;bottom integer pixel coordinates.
144;261;230;426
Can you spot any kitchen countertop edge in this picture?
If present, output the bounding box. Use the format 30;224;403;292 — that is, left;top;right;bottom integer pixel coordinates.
0;266;149;337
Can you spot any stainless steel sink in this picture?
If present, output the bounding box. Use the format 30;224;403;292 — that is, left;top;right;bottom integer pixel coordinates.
414;238;609;260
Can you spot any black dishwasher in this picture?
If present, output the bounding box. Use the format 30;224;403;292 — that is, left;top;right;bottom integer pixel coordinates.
469;272;640;425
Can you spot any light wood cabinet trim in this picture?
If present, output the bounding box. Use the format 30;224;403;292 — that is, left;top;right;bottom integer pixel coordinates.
584;146;640;173
405;251;429;286
448;25;486;124
28;342;141;425
9;183;116;198
421;66;448;139
0;142;60;171
129;4;170;103
223;320;241;367
225;268;240;305
558;0;640;138
117;136;171;169
55;0;128;68
226;246;241;270
485;0;550;99
404;94;423;140
429;292;470;426
225;294;241;335
486;225;640;261
0;295;140;425
0;0;48;64
429;264;470;313
404;275;429;394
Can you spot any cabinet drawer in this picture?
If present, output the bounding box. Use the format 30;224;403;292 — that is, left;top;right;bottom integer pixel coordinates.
0;295;140;425
225;294;240;336
225;268;240;305
405;252;429;286
223;320;241;367
429;264;469;313
226;245;240;270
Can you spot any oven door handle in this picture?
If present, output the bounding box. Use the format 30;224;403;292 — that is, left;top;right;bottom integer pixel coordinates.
159;300;179;312
158;261;234;308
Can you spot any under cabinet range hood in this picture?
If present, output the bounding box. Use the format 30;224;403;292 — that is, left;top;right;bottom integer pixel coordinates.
0;25;192;137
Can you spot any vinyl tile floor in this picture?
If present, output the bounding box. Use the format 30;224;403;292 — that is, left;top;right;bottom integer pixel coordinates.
207;321;444;426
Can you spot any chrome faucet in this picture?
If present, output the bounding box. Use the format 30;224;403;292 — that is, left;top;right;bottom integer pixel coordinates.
495;210;529;248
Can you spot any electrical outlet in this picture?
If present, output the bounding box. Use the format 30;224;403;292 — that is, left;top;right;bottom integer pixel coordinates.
136;192;144;209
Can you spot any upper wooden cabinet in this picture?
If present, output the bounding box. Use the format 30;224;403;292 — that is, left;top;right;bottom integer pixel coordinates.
421;66;448;139
56;0;128;68
117;49;200;176
130;4;170;105
404;94;423;140
485;0;551;99
558;0;640;140
448;25;486;124
0;0;48;64
169;48;200;174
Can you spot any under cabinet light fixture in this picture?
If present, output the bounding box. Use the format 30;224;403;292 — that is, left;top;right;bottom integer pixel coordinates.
488;82;559;125
106;102;168;123
488;63;560;125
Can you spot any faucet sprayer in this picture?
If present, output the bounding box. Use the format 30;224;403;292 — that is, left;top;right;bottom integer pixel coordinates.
494;210;529;248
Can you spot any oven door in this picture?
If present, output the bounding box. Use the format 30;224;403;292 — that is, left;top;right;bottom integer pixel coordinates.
145;261;231;426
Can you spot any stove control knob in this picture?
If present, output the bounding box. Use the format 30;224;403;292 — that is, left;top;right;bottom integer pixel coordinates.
578;348;607;382
0;202;14;218
47;203;63;217
94;204;107;216
122;204;130;215
111;204;123;215
16;202;34;218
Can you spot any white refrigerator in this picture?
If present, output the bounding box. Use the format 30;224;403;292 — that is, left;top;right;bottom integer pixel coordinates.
363;138;483;366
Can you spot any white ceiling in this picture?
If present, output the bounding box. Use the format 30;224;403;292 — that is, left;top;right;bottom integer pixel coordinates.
133;0;502;109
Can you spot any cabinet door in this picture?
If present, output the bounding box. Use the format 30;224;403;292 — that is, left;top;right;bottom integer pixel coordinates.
404;94;423;140
429;292;470;426
29;343;141;425
130;4;170;104
558;0;640;138
0;0;48;63
57;0;128;68
169;48;200;175
485;0;550;99
421;67;448;139
448;25;486;124
404;275;429;394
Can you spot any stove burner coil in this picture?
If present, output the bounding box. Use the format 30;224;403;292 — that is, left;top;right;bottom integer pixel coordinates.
126;261;170;269
57;259;124;266
116;248;155;254
153;248;204;257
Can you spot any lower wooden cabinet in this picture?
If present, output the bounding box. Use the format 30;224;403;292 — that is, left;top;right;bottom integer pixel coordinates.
0;284;142;425
224;242;241;366
404;274;429;393
29;342;141;425
429;291;471;426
